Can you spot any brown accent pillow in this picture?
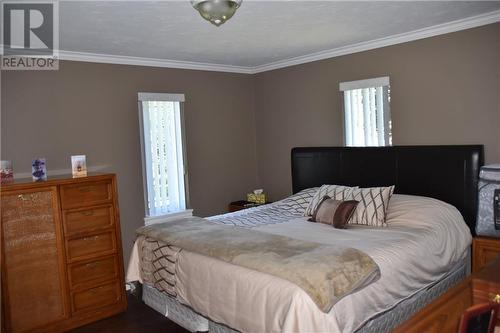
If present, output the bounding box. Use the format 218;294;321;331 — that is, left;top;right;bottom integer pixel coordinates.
308;196;359;229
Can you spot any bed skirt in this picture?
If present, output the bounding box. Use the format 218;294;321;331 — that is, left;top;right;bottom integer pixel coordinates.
142;253;469;333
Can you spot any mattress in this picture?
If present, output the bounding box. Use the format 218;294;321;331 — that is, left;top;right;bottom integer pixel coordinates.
142;255;468;333
128;192;472;333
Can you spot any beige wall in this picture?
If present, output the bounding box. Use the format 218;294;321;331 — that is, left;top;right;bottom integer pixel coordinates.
1;61;259;262
2;23;499;264
254;23;500;200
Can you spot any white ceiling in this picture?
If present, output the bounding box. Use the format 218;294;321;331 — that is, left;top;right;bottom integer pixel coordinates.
59;1;500;72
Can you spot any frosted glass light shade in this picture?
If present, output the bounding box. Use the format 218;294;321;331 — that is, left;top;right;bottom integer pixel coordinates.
191;0;242;26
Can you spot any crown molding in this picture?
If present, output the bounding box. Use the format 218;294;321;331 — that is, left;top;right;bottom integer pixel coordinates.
56;9;500;75
251;9;500;73
58;50;254;74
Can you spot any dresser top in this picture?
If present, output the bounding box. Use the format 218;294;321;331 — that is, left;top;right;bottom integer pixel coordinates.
0;173;115;191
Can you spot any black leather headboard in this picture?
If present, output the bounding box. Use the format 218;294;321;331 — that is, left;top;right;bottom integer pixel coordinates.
291;145;484;232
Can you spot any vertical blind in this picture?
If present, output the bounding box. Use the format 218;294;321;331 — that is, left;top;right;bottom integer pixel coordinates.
340;77;392;147
139;93;186;216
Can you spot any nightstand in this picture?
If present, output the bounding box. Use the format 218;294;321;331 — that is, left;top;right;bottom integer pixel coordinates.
228;200;270;212
473;237;500;273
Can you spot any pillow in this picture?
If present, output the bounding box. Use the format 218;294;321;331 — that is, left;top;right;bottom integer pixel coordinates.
308;196;359;229
278;187;319;214
304;185;357;216
348;186;395;227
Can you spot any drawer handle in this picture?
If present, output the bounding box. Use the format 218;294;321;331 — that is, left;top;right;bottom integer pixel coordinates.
85;262;100;268
17;194;34;201
489;293;500;303
89;286;105;293
81;210;94;216
82;235;99;241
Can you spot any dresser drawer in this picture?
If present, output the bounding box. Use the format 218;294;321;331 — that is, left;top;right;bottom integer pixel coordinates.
69;256;118;289
472;280;500;324
472;237;500;273
472;256;500;324
66;231;116;261
63;205;114;236
71;281;121;313
472;287;497;304
60;181;112;209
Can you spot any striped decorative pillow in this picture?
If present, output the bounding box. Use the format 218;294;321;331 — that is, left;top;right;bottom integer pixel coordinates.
277;187;319;214
308;196;359;229
304;185;357;216
348;186;395;227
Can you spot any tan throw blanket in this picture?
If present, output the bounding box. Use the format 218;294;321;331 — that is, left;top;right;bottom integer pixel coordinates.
136;217;380;312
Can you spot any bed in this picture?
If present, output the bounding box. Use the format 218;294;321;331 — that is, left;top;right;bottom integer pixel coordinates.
127;145;484;333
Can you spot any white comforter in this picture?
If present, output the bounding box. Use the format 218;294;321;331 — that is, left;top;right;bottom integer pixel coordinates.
127;194;471;333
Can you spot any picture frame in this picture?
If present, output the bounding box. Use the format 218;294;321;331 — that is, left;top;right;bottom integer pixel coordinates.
32;158;47;181
71;155;87;177
0;160;14;183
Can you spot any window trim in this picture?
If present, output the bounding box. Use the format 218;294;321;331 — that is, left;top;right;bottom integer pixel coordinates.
138;92;185;102
339;76;390;91
143;209;193;226
137;92;190;218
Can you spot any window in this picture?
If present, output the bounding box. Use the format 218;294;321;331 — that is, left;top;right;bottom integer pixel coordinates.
340;77;392;147
138;93;188;217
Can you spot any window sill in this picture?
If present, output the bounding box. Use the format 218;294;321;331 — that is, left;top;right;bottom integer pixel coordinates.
144;209;193;226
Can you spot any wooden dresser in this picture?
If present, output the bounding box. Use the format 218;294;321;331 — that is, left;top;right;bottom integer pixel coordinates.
1;173;127;333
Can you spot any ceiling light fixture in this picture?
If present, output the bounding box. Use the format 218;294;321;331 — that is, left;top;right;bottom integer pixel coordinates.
191;0;242;27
